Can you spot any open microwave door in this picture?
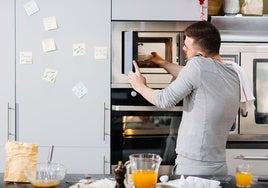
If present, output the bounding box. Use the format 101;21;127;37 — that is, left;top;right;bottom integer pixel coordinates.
123;31;138;74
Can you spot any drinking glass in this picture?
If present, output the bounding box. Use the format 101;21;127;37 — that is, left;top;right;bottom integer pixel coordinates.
235;164;253;188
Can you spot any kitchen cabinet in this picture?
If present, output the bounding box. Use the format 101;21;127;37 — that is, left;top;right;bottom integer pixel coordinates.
112;0;208;21
226;149;268;176
0;0;111;174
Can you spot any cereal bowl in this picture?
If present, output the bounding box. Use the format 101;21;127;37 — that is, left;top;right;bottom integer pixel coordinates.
24;162;66;187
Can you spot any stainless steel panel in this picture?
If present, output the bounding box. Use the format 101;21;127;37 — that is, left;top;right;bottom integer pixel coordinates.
211;15;268;42
112;105;183;112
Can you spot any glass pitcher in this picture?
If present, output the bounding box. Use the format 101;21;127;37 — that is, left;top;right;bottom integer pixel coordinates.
125;153;162;188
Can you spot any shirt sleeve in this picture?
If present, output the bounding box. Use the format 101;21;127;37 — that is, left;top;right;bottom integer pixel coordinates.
153;57;201;108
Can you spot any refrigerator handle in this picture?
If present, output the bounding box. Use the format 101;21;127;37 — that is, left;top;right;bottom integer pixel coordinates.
103;102;109;141
7;102;16;140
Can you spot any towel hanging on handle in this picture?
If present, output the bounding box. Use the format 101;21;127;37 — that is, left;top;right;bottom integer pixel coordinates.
225;61;255;116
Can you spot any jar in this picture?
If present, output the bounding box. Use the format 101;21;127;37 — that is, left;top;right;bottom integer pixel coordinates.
208;0;224;15
224;0;240;15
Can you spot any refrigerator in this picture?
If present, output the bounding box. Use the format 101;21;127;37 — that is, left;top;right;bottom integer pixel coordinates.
0;0;111;173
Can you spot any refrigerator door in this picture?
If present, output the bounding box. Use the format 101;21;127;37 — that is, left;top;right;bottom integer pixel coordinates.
15;0;110;147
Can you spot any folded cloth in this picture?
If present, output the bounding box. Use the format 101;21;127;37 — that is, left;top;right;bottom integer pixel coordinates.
69;178;116;188
159;175;221;188
225;61;255;115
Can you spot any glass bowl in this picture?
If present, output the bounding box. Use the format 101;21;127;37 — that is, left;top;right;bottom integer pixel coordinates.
24;162;66;187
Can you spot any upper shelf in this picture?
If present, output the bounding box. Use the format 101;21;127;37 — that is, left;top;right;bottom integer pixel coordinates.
211;14;268;42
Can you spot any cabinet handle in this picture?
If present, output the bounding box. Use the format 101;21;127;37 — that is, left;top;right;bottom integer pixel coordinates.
235;155;268;160
103;102;109;141
7;102;15;140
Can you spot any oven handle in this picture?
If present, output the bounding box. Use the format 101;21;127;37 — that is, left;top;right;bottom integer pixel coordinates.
235;155;268;160
112;105;183;112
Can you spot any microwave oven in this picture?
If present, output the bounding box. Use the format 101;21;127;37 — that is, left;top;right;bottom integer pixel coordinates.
111;21;195;87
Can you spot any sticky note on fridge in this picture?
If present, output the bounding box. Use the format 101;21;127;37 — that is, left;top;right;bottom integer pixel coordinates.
20;51;33;64
72;82;88;99
42;68;57;83
73;43;86;56
24;0;39;16
43;16;58;31
42;38;56;52
94;47;107;60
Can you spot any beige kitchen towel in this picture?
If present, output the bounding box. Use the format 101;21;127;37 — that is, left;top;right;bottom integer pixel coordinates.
4;140;38;182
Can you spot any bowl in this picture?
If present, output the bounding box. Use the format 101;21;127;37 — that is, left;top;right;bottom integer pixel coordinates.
24;162;66;187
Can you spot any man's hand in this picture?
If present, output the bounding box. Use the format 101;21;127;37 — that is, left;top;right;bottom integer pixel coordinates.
149;52;168;66
128;61;147;93
128;60;155;105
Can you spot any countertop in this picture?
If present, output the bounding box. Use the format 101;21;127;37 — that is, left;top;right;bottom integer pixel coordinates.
1;173;268;188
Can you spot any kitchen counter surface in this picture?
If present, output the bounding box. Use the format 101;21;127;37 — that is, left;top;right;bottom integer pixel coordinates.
1;173;268;188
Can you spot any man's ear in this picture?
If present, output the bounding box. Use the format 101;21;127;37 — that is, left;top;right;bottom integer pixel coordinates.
198;51;208;57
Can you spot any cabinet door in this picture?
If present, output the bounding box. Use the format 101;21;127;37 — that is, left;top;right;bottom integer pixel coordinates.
226;149;268;176
112;0;207;21
38;146;110;174
15;0;110;147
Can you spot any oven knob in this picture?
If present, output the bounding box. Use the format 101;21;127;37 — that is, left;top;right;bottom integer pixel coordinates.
131;90;137;97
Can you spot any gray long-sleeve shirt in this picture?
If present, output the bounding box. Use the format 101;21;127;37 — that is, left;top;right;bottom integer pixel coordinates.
153;56;240;162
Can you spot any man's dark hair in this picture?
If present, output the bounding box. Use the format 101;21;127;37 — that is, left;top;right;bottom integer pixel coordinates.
184;21;221;56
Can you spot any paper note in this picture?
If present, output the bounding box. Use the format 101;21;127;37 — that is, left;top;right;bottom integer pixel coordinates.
73;43;86;56
43;16;58;31
20;52;33;64
42;38;56;52
94;47;108;60
42;68;57;83
24;0;39;16
72;82;88;99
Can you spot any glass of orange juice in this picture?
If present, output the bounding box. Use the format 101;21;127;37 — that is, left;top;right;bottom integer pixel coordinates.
235;164;253;187
125;153;162;188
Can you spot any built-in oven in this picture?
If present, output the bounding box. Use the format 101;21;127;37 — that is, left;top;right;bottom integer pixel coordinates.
240;51;268;134
212;15;268;138
221;43;268;136
111;88;183;175
111;21;195;87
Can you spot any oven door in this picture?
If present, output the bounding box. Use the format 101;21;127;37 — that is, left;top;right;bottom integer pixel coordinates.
240;52;268;134
111;105;182;166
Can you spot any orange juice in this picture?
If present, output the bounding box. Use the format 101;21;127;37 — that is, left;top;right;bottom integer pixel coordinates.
131;169;157;188
31;180;60;188
235;171;252;187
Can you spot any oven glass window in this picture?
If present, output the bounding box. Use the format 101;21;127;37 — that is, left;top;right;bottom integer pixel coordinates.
138;37;172;69
253;59;268;124
111;111;181;165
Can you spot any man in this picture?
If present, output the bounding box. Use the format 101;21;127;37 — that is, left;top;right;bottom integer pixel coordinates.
128;21;240;175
